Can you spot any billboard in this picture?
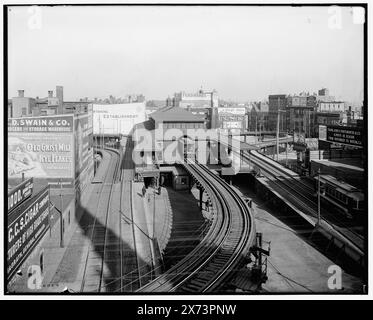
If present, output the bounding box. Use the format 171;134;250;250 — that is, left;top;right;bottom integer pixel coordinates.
8;178;33;213
8;116;73;133
73;113;94;196
74;114;93;178
217;107;246;115
93;103;146;136
319;125;363;148
222;121;242;129
7;186;50;281
218;107;245;131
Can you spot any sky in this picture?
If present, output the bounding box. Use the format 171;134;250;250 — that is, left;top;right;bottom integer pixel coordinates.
7;5;365;104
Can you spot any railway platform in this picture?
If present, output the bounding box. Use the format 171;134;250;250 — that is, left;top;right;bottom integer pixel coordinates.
229;179;364;293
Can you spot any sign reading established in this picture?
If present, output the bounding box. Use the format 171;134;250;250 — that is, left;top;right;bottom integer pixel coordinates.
319;125;363;147
93;103;146;136
8;178;33;213
7;187;50;280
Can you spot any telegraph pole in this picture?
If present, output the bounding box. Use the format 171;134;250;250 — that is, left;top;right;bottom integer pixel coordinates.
276;97;280;162
255;115;258;138
59;178;64;248
317;168;321;225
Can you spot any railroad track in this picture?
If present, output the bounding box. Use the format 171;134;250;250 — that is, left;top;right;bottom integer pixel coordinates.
246;149;364;248
80;147;121;292
137;160;256;293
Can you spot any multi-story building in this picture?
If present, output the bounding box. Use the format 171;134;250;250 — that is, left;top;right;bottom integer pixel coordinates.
315;112;345;126
34;89;60;116
287;93;317;138
13;86;93;117
170;88;218;129
268;94;288;131
173;88;219;109
317;101;345;113
8;99;12;118
316;87;335;102
11;90;36;117
247;101;269;133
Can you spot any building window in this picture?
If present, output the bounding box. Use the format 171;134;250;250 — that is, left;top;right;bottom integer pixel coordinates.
22;107;27;115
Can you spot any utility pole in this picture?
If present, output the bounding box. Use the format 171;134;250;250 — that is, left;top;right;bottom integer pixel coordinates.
59;178;64;248
276;97;280;162
317;168;321;225
153;190;156;240
285;142;288;167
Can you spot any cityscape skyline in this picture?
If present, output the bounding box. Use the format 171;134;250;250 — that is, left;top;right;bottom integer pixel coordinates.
8;6;364;105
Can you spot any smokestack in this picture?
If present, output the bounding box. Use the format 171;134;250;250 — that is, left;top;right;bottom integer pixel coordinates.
18;90;24;98
48;90;53;98
56;86;64;114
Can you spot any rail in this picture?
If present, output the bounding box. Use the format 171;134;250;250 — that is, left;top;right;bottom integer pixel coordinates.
136;159;256;293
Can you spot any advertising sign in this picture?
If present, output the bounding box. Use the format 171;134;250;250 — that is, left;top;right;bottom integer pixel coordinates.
222;121;242;129
74;114;93;179
7;186;50;280
320;125;363;147
8;115;74;180
318;125;327;141
8;178;33;213
218;108;245;130
8;115;73;133
93;103;146;136
8;133;74;179
217;107;246;115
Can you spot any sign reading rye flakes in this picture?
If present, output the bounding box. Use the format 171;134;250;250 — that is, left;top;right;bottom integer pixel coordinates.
8;115;74;179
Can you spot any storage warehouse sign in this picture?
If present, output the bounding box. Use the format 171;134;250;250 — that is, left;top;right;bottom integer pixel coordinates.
93;103;146;136
8;115;74;179
7;187;50;280
319;125;363;147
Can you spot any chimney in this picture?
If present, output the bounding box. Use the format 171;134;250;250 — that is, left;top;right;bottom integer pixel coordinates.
56;86;64;114
18;90;24;98
48;90;53;98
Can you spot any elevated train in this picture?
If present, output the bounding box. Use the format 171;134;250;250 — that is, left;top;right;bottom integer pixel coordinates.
315;174;364;220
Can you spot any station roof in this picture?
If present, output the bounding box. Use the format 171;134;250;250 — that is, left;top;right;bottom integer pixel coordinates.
160;165;188;176
150;107;205;123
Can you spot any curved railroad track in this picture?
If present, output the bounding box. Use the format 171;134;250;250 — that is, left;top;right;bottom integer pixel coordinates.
137;159;256;293
246;149;364;249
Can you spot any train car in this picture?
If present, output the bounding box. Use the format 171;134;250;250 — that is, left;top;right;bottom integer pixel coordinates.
315;174;364;219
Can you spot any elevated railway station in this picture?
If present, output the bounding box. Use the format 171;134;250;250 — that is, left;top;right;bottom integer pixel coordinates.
7;104;366;294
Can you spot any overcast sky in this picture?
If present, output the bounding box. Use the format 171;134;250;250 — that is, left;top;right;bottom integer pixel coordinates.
8;5;364;104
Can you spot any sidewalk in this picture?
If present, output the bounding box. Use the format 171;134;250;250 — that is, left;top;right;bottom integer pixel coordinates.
131;182;155;284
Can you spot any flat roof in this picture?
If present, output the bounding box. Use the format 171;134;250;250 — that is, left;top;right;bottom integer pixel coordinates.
160;165;188;176
311;159;364;172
